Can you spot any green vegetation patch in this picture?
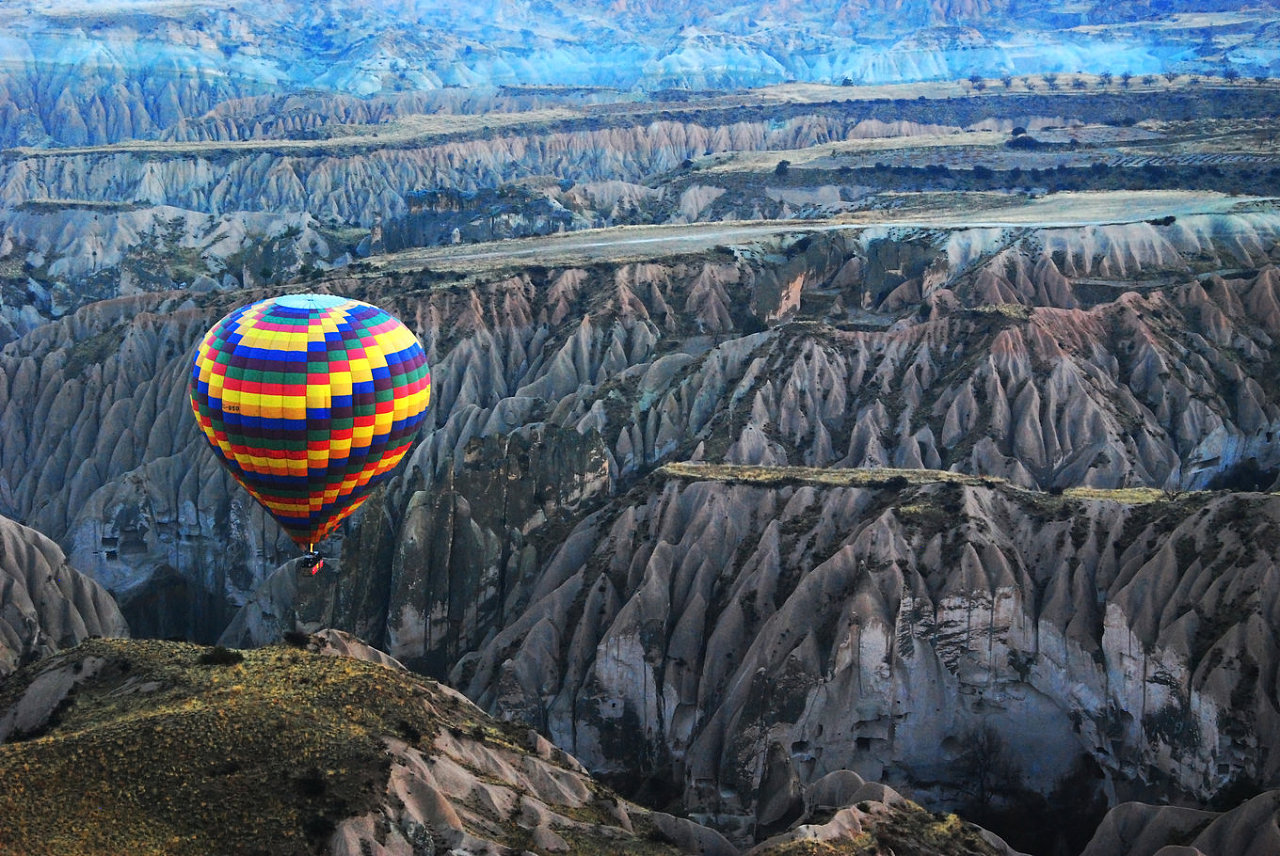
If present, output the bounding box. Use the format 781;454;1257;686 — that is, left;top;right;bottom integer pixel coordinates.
659;462;1005;489
1061;486;1173;504
0;638;457;856
752;805;1001;856
62;325;126;379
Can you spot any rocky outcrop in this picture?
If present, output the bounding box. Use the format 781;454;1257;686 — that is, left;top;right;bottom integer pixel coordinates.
456;476;1280;836
2;631;1038;855
0;210;1277;851
0;111;1066;227
1082;791;1280;856
745;772;1027;856
0;513;127;678
0;635;727;856
4;216;1279;649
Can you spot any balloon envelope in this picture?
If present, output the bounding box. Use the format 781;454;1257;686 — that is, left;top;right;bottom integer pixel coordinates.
190;294;430;549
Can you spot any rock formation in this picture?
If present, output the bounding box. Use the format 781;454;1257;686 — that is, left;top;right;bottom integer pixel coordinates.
0;512;127;678
3;215;1278;652
455;476;1280;841
5;5;1280;854
0;203;1276;848
0;0;1261;147
1082;791;1280;856
745;770;1028;856
4;80;1275;334
0;633;732;856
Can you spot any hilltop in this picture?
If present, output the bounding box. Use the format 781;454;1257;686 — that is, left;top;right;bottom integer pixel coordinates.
0;633;1019;856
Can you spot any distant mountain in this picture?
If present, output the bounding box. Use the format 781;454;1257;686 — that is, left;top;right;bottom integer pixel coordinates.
1;0;1277;145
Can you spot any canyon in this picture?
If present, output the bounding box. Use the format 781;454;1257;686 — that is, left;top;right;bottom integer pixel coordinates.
4;3;1280;853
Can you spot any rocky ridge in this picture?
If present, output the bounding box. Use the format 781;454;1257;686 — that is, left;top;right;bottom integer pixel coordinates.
447;473;1280;839
0;633;1019;856
3;212;1278;646
0;512;127;678
4;79;1276;334
1;210;1278;851
1;0;1266;146
1081;791;1280;856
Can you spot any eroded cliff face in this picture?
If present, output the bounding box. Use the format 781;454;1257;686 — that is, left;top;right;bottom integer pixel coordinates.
2;215;1278;851
0;512;128;677
456;477;1280;837
4;217;1279;650
0;293;298;640
0;0;1253;147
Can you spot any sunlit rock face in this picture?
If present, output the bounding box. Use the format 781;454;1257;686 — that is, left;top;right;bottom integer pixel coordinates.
0;512;128;677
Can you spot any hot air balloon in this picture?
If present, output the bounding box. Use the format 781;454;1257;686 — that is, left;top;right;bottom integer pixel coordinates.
189;294;431;571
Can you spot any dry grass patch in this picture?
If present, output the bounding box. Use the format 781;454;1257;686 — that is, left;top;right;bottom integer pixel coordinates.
969;302;1032;320
751;804;1001;856
0;638;498;856
659;462;1004;488
1062;486;1174;504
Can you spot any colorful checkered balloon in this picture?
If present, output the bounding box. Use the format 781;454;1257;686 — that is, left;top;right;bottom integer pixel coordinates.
190;294;431;550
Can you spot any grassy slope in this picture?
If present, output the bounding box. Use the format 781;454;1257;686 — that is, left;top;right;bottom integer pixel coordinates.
751;805;1002;856
0;639;498;856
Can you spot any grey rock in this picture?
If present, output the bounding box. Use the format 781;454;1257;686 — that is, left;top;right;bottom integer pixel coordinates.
0;513;127;678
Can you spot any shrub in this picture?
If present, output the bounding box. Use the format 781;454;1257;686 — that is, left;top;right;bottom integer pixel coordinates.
283;630;311;648
198;646;245;666
879;475;911;491
294;767;328;798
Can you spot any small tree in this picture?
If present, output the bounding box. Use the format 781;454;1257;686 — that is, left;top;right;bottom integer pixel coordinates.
774;159;791;177
957;725;1023;808
1142;74;1156;85
1255;74;1269;85
841;76;853;86
1000;75;1014;90
1099;71;1114;87
968;73;985;91
1224;67;1241;84
1163;70;1179;83
1071;76;1086;90
1043;72;1059;91
1120;71;1133;88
